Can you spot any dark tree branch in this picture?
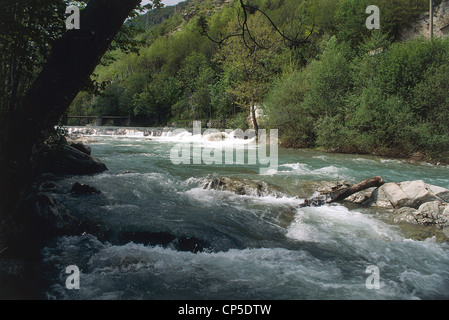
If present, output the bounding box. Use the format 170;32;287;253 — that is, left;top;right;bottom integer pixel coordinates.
198;0;313;51
300;176;385;208
327;176;385;204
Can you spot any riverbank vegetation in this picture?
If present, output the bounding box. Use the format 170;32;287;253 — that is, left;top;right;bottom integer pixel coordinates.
64;0;449;163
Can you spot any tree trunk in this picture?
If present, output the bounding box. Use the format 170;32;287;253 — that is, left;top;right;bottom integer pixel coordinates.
250;98;259;139
327;176;385;204
0;0;142;300
1;0;140;211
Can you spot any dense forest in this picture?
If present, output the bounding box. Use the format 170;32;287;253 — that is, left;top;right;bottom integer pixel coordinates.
64;0;449;163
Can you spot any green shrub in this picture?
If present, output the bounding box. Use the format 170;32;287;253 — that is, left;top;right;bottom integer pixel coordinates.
226;112;250;131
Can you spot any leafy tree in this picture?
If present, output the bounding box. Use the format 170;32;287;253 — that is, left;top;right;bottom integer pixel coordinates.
299;0;342;36
302;36;353;119
210;77;233;126
218;11;284;134
375;38;449;104
134;75;181;124
0;0;67;118
263;69;314;148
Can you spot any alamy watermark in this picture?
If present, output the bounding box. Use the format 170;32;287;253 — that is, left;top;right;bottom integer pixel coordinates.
366;5;380;30
365;265;381;289
66;5;80;30
65;4;380;31
170;122;278;175
65;265;80;290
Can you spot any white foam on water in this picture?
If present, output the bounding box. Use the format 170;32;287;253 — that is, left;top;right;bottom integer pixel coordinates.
351;157;378;164
181;185;303;208
312;155;329;161
380;159;403;164
278;163;353;180
49;130;449;300
151;130;256;150
102;204;140;212
182;187;235;206
279;163;311;173
43;234;449;300
313;165;341;175
287;205;400;244
40;236;358;300
124;131;145;138
114;144;142;147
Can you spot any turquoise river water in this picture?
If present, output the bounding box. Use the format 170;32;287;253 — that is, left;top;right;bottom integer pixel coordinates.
42;127;449;300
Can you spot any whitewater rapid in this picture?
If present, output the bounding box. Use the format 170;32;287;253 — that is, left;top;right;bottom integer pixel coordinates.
41;127;449;300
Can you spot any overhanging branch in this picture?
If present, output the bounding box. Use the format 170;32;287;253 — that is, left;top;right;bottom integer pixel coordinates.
198;0;314;51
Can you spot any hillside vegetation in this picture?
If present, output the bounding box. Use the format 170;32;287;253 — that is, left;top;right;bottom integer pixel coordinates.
68;0;449;163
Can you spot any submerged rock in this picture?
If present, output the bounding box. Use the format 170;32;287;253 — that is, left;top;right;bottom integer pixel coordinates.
117;231;211;253
71;182;101;195
122;170;137;174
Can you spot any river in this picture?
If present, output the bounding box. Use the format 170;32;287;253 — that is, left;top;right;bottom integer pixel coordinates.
42;127;449;300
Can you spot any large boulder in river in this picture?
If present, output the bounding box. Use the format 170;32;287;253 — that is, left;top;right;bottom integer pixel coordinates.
366;180;449;239
38;145;107;176
66;137;92;155
394;201;449;230
371;180;449;209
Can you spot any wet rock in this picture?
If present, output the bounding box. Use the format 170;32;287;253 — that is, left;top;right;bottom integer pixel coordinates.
300;192;329;208
122;170;137;174
368;186;393;208
394;207;419;224
68;142;91;156
32;193;111;240
359;180;449;210
0;187;114;299
298;180;380;207
118;231;176;247
376;180;449;209
67;135;99;144
202;176;285;198
71;182;101;195
175;236;211;253
38;181;58;191
443;227;449;238
344;192;374;206
38;145;107;176
314;180;352;194
33;193;77;232
117;231;211;253
394;201;449;229
3;193;83;257
207;132;227;141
